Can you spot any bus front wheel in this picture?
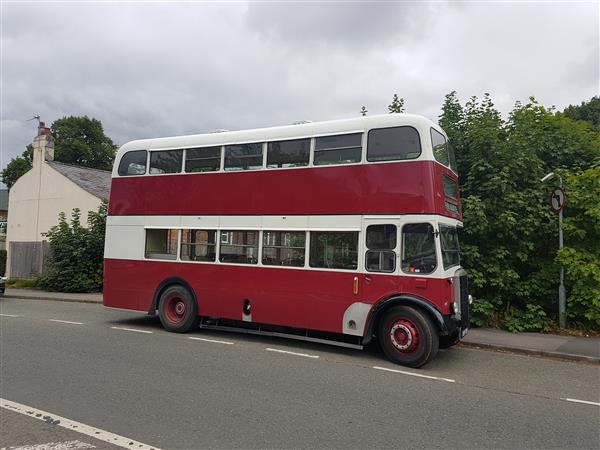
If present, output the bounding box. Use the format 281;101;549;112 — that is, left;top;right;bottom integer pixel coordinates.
378;305;439;368
158;285;200;333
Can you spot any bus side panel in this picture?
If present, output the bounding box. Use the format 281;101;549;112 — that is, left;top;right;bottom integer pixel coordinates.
103;258;451;334
108;162;444;217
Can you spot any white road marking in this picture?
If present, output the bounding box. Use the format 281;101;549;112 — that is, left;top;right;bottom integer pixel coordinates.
0;313;21;317
373;366;456;383
561;397;600;407
49;319;84;325
189;337;234;345
0;398;160;450
7;439;96;450
110;326;152;334
265;348;320;359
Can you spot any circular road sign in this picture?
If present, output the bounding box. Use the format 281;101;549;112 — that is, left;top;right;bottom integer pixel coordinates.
550;187;566;213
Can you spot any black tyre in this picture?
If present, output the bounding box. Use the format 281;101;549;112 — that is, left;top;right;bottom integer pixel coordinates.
378;305;439;368
157;285;200;333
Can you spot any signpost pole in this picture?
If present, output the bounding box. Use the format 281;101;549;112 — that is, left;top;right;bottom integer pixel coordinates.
558;206;566;328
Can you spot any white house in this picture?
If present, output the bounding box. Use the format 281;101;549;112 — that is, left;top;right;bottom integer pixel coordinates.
6;122;111;278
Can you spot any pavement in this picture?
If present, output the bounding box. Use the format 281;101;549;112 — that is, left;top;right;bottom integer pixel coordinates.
3;287;599;364
1;297;599;449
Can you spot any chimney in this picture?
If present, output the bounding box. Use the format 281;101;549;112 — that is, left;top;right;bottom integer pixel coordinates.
32;120;54;167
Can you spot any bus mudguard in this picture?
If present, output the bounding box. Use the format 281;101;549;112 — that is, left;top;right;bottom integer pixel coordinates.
148;277;198;316
361;294;447;345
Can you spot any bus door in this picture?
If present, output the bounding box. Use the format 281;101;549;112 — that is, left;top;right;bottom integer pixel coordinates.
358;220;401;302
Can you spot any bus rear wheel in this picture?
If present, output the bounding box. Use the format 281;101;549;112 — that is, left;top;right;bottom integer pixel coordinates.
378;305;439;368
158;285;200;333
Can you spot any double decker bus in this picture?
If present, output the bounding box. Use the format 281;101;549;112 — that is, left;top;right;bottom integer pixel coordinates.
104;114;469;367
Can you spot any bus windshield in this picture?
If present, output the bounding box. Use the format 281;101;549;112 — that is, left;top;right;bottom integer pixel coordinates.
440;225;460;269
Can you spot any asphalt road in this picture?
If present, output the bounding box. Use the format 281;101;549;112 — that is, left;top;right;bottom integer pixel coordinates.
1;298;599;449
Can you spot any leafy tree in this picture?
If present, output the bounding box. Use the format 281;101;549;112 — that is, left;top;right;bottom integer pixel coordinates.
1;145;32;189
38;202;107;293
555;168;600;326
52;116;117;170
1;116;117;189
360;106;368;116
439;92;599;330
563;96;600;128
388;94;405;113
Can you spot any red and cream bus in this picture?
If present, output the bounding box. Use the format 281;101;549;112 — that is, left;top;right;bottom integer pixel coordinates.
104;114;469;367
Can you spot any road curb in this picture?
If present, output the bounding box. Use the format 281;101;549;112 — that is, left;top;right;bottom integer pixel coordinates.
459;341;599;365
3;294;102;305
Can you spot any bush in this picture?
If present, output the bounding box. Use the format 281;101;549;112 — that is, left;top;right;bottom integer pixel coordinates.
0;249;6;276
503;304;552;333
38;202;106;293
470;298;498;328
6;278;39;288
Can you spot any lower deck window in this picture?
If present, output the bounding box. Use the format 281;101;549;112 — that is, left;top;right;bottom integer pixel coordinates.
219;231;259;264
309;231;358;270
365;224;397;273
180;230;216;262
401;223;436;274
145;229;178;260
262;231;305;267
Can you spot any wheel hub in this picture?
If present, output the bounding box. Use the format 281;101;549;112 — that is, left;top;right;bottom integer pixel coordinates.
390;319;419;353
174;301;185;315
165;295;187;324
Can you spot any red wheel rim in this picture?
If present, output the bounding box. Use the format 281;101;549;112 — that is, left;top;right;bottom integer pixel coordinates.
164;294;187;325
389;318;419;353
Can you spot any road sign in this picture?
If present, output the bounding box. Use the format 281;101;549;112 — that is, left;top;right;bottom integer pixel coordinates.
550;187;565;213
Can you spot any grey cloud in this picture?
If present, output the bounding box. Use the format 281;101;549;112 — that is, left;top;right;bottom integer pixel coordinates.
245;2;428;48
1;2;598;174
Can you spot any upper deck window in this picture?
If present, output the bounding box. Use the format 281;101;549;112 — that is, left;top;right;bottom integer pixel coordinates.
118;150;147;176
185;147;221;173
431;128;457;172
313;134;362;166
224;144;263;171
443;174;459;199
150;150;183;174
267;139;310;168
367;126;421;162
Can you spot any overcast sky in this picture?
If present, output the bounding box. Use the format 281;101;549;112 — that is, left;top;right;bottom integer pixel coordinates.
1;1;598;170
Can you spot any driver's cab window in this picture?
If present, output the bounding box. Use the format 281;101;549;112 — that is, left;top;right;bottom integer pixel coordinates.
402;223;437;274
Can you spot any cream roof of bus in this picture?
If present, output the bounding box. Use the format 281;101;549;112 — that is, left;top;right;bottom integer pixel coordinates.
113;113;443;176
